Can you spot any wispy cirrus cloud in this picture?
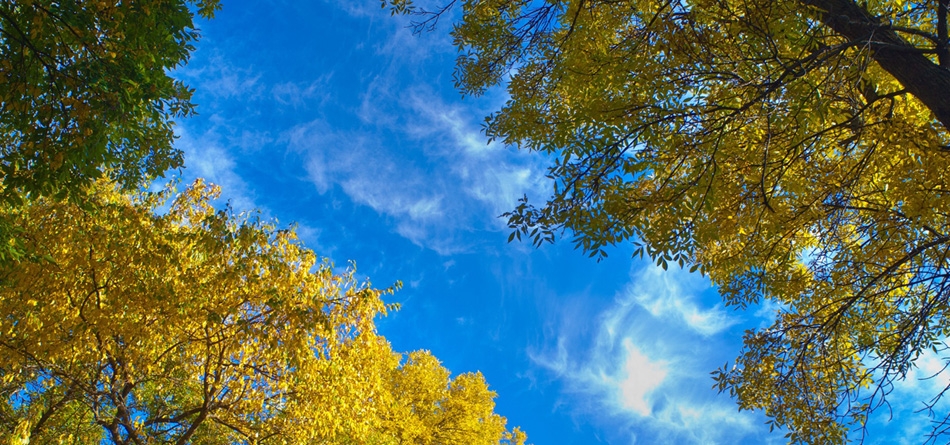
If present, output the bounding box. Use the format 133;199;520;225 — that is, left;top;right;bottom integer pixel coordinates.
626;265;738;337
272;74;334;109
174;0;549;256
862;342;950;445
284;119;461;253
530;263;760;444
177;55;264;100
173;124;259;214
399;87;549;221
286;72;547;254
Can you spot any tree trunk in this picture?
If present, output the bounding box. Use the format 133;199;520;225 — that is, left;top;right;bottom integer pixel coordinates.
801;0;950;133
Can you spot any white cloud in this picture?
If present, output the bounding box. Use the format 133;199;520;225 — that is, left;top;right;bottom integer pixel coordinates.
177;55;263;100
531;331;669;418
529;263;757;444
284;71;547;254
174;0;547;257
861;341;950;443
289;120;441;215
903;345;950;399
272;74;333;108
618;339;668;416
397;85;550;224
173;124;258;214
287;119;471;254
648;399;759;445
626;265;737;336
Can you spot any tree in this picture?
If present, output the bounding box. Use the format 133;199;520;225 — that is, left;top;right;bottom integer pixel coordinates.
381;351;526;445
387;0;950;443
0;180;525;445
0;0;219;205
0;0;220;262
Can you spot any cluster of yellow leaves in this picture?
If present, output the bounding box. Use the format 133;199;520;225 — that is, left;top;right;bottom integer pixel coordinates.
0;180;526;445
390;0;950;442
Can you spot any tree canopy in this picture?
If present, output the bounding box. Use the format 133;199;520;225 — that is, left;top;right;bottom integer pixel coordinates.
0;1;530;444
0;180;525;445
0;0;219;206
388;0;950;442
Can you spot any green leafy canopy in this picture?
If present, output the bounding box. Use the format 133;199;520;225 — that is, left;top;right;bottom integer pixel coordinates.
0;0;221;206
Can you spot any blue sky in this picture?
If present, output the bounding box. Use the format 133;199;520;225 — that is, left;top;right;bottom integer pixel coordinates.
168;1;947;443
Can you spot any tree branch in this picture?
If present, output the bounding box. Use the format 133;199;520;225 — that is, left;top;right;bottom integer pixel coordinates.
799;0;950;131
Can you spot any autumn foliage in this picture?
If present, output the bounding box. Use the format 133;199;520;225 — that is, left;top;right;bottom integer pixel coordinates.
0;0;527;443
0;181;524;445
387;0;950;442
